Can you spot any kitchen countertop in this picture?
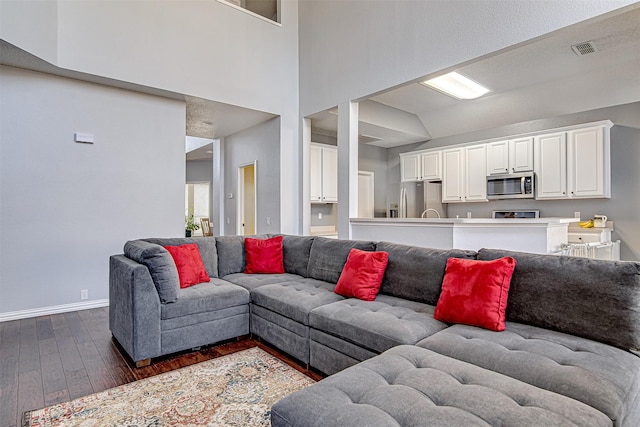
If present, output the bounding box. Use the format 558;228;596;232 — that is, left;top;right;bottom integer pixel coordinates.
350;217;579;225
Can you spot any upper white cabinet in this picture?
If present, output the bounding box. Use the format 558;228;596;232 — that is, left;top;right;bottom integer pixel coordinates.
534;132;567;199
568;126;609;198
421;151;442;181
400;151;442;182
442;148;465;202
400;153;421;182
465;144;488;201
400;120;611;203
487;137;534;175
310;143;338;203
535;123;610;200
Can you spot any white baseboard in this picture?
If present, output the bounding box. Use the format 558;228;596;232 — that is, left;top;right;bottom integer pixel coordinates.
0;299;109;322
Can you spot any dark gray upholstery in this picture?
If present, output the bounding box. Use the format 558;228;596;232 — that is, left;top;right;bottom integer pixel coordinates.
272;234;315;277
251;278;344;325
215;235;246;277
142;237;218;278
418;323;640;426
272;345;611;427
309;294;448;354
109;255;162;361
377;241;477;305
478;248;640;352
223;273;304;291
160;278;249;320
307;237;376;283
309;329;377;375
123;240;179;303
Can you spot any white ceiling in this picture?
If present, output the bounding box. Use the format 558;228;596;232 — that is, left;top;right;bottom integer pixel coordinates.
311;6;640;148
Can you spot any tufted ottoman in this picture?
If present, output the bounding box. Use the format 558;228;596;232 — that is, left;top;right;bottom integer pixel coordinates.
271;344;611;427
308;295;448;375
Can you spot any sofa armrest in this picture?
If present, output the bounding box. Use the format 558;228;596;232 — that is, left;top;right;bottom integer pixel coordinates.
109;254;161;362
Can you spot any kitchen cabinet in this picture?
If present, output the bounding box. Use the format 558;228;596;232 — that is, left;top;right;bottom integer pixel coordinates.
487;137;533;175
400;151;441;182
534;132;567;199
465;144;488;201
421;151;442;181
442;148;464;202
568;126;609;198
310;143;338;203
535;124;610;200
400;153;420;182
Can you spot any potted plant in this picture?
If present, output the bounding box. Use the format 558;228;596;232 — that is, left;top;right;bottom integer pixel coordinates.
185;209;200;237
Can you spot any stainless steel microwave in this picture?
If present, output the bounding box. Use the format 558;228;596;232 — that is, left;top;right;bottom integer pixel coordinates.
487;172;535;200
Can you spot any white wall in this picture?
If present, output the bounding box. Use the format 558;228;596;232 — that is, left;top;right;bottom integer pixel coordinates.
358;144;389;217
224;118;281;235
0;0;301;235
0;66;186;315
298;0;635;115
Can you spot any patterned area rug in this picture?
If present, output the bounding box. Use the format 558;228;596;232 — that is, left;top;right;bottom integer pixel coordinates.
22;347;315;426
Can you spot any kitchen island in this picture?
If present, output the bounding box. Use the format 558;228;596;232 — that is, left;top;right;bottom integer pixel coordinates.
350;217;579;254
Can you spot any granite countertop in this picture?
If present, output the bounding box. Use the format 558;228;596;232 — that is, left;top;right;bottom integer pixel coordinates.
350;217;579;225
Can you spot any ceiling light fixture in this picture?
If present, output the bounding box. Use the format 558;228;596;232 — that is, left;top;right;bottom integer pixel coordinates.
420;71;490;100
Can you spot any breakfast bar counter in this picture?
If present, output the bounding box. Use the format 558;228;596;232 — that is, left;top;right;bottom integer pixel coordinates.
350;217;579;254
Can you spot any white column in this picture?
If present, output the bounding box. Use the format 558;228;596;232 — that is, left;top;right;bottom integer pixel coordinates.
212;138;224;235
301;117;312;236
280;114;300;235
337;101;359;239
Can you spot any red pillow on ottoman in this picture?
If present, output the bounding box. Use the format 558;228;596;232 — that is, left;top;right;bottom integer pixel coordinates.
434;256;516;331
164;243;211;288
334;248;389;301
244;236;285;274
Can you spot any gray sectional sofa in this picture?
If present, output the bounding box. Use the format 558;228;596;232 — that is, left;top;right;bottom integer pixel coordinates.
109;235;640;426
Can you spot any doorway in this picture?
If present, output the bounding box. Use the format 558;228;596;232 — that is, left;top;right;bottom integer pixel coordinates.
185;182;210;236
237;161;257;235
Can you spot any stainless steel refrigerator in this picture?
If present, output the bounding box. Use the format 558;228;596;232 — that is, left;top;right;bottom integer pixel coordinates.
394;181;447;218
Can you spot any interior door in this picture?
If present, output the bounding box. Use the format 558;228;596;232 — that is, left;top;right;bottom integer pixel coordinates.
237;162;256;235
357;171;375;218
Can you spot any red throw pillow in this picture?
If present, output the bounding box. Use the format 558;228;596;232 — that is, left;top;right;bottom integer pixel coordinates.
434;257;516;331
244;236;285;274
334;248;389;301
164;244;210;288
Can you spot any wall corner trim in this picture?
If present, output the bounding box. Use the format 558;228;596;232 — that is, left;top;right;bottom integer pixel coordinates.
0;299;109;322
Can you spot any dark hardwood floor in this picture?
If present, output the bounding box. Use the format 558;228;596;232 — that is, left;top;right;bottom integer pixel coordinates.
0;306;323;427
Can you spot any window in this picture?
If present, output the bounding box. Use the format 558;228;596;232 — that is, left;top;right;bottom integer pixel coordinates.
186;182;210;236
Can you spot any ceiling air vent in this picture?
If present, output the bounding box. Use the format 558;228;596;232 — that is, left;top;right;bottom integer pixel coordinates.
571;41;597;56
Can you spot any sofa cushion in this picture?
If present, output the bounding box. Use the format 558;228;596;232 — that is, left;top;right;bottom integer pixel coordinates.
222;272;304;291
334;249;389;301
307;237;376;284
142;237;218;279
309;294;448;354
270;234;315;277
434;256;516;331
164;243;211;288
376;242;477;305
160;278;249;320
244;235;284;274
124;240;179;303
251;278;344;325
271;345;611;427
477;248;640;352
418;322;640;426
215;235;246;277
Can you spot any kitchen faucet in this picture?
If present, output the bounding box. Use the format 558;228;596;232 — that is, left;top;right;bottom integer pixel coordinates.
421;208;441;219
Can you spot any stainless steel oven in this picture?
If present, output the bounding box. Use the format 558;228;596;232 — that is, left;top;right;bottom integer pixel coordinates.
487;172;535;200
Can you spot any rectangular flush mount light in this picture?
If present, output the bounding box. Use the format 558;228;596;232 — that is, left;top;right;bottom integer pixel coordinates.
420;71;489;100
